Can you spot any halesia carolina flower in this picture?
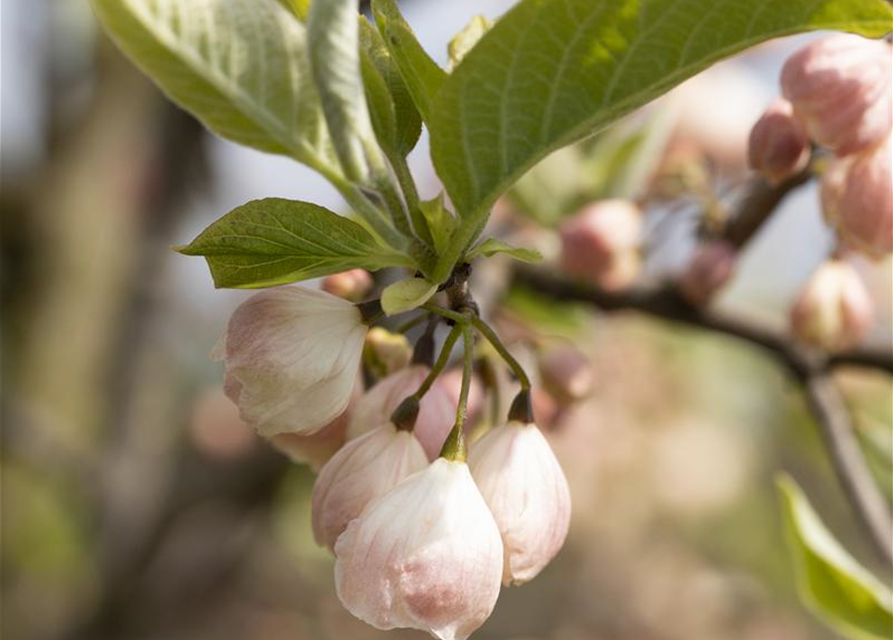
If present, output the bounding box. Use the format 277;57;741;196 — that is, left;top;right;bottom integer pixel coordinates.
312;422;427;550
678;240;738;305
790;260;875;352
781;35;892;155
335;458;504;640
212;286;367;437
347;365;455;460
747;98;810;184
559;199;643;292
468;420;571;585
833;135;893;258
321;268;374;302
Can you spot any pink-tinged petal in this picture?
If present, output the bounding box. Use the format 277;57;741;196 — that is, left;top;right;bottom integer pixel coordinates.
312;423;427;549
334;459;503;640
469;421;571;586
837;134;893;258
747;98;810;184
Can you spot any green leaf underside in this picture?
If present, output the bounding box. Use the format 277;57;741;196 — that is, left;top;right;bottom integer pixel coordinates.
777;475;893;640
308;0;382;183
360;18;423;157
180;198;411;288
90;0;339;175
381;277;438;315
430;0;893;218
468;238;543;263
371;0;447;123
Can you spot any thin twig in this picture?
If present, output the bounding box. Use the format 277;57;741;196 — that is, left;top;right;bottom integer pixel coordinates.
513;265;893;566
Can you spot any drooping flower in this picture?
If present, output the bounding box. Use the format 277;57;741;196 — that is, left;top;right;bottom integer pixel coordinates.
334;458;504;640
790;260;875;352
213;286;367;437
468;420;571;585
747;98;810;184
678;240;738;306
312;422;427;550
347;365;455;460
781;34;892;155
559;200;643;292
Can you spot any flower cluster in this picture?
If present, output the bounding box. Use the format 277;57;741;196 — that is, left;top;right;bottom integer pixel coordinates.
213;279;577;639
747;34;890;351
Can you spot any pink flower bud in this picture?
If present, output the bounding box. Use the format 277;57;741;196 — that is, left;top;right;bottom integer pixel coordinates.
781;35;892;154
678;240;738;305
747;98;810;184
363;327;412;379
334;458;503;640
836;135;893;258
347;365;455;460
212;287;366;437
321;269;374;302
819;153;853;227
539;347;594;404
312;423;427;550
560;200;643;292
790;260;875;352
468;421;571;585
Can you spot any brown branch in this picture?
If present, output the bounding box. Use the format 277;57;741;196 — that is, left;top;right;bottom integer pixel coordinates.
513;265;893;566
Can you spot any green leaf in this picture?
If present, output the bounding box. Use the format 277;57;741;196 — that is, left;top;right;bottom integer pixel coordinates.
274;0;311;20
371;0;447;123
430;0;893;219
308;0;385;183
467;238;543;264
179;198;411;288
381;277;438;315
91;0;340;176
777;475;893;640
418;193;457;255
360;18;423;157
448;15;492;71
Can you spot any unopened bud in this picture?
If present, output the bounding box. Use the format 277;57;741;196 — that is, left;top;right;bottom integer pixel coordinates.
748;98;810;184
835;135;893;258
538;347;595;404
363;327;412;378
560;200;643;292
790;260;875;352
678;240;737;305
781;35;892;155
321;269;374;302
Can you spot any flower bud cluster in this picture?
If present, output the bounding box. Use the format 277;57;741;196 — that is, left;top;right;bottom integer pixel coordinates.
211;285;575;638
749;35;892;258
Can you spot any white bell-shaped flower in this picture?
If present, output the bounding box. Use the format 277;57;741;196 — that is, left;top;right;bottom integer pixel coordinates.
334;458;504;640
468;420;572;586
213;286;367;437
312;422;427;550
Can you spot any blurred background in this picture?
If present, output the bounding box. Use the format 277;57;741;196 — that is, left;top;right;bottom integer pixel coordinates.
2;1;891;640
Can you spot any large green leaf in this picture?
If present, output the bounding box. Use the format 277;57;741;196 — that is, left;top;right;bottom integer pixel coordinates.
179;198;412;288
371;0;447;124
429;0;893;276
308;0;385;183
778;475;893;640
91;0;340;177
